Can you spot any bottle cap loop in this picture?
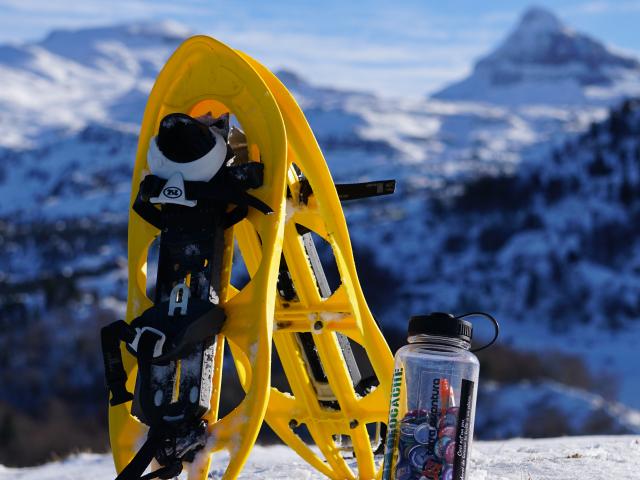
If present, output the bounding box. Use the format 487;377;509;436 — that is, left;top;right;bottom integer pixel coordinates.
455;312;500;352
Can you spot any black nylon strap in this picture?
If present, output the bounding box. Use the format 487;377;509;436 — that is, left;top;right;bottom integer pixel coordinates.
226;162;264;189
114;426;184;480
127;299;225;364
101;320;136;406
186;181;272;215
137;329;163;363
224;204;249;228
133;194;164;229
115;430;161;480
298;178;396;204
335;180;396;201
134;174;272;229
153;305;225;363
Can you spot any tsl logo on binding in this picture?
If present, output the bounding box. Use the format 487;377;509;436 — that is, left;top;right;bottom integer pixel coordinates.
163;187;183;199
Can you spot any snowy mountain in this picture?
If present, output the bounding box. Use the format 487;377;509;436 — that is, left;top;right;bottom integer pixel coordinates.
3;6;640;466
434;7;640;105
2;437;640;479
372;98;640;413
0;21;187;149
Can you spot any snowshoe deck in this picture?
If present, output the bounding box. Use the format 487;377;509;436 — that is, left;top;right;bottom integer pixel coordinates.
110;36;287;480
235;53;394;480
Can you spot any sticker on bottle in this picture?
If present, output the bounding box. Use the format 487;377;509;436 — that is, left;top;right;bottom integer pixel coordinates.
453;379;474;480
382;367;404;480
383;372;475;480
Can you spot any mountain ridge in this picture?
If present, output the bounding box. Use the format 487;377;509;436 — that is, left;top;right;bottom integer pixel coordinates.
434;7;640;105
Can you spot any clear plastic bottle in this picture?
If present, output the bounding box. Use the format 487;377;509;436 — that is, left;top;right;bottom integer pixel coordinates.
382;312;498;480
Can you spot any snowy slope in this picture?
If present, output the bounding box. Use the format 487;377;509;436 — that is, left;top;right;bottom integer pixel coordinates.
0;21;187;149
2;437;639;479
0;9;624;196
348;97;640;423
478;380;640;438
434;7;640;106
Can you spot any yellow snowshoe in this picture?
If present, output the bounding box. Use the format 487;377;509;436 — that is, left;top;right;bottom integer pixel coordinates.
101;33;394;480
102;36;287;480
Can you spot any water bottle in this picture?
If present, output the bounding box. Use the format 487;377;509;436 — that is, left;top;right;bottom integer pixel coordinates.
382;312;499;480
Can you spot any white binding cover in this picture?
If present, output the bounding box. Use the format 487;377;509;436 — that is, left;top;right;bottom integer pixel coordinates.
147;130;226;182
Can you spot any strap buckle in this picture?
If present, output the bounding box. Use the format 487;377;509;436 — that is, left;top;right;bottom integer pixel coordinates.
129;327;166;358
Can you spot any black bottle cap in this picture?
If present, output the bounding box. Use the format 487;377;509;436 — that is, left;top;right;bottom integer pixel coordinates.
408;312;473;342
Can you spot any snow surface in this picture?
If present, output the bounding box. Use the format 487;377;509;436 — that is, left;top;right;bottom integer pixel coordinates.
1;437;639;479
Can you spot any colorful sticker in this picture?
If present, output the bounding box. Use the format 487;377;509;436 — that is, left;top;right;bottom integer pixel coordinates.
382;367;405;480
384;375;475;480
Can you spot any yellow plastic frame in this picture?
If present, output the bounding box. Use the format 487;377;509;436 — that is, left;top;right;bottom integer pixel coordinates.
111;34;393;480
110;36;287;480
235;53;394;479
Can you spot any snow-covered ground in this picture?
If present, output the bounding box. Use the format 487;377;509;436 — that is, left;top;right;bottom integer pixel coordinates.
1;437;639;479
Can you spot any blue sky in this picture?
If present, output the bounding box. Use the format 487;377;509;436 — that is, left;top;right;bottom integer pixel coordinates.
1;0;640;97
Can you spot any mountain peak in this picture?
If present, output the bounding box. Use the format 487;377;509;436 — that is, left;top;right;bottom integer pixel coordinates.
433;7;640;105
491;7;588;67
518;6;563;34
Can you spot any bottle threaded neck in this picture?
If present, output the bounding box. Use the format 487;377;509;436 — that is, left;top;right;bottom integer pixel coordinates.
407;334;471;351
